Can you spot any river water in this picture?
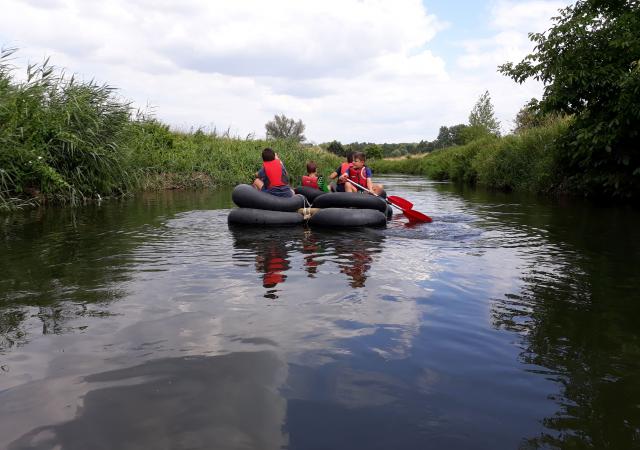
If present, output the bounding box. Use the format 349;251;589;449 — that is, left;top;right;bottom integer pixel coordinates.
1;176;639;450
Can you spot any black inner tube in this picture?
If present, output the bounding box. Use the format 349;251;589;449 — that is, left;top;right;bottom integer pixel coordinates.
232;184;304;212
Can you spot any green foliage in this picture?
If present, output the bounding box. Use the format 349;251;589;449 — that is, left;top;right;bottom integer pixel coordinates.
468;91;501;136
127;124;341;190
499;0;640;198
370;117;570;193
363;144;383;160
265;114;306;142
326;140;345;156
0;48;134;210
436;124;468;148
459;124;492;143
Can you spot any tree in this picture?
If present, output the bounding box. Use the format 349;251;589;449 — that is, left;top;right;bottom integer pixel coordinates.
364;144;384;160
499;1;640;198
469;91;501;136
326;140;345;156
265;114;306;142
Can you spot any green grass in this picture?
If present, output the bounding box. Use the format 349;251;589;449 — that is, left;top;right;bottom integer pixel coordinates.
126;121;342;190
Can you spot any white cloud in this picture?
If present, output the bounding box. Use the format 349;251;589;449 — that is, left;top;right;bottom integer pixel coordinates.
453;0;571;133
1;0;570;141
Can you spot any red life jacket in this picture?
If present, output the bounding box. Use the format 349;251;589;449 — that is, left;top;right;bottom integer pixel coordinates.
262;159;287;188
301;175;319;189
337;162;351;184
347;165;368;189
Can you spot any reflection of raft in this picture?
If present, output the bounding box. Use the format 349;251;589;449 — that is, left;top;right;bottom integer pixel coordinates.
228;184;390;228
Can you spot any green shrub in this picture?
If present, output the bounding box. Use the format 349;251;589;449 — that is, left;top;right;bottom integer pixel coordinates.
370;117;570;194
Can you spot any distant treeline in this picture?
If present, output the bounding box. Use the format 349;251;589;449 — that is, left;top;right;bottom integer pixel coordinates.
320;123;494;159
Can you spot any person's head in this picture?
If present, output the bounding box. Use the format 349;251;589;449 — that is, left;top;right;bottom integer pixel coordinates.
346;152;354;163
262;147;276;161
352;152;366;169
306;161;317;174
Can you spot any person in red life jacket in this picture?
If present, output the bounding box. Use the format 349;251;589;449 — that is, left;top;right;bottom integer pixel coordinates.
329;152;353;192
301;161;319;189
252;147;294;197
340;152;384;195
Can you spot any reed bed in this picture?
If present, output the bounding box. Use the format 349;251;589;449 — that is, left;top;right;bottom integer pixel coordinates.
0;50;341;210
0;48;134;209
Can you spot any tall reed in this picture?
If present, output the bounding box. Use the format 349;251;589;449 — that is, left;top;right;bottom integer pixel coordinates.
0;48;134;210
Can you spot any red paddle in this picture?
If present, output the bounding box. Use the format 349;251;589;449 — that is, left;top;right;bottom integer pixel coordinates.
386;195;413;210
344;179;433;223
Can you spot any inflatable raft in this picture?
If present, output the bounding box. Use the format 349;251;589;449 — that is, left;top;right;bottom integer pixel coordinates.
228;184;390;228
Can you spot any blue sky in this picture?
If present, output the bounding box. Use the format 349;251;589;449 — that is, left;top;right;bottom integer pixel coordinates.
425;0;491;58
0;0;570;142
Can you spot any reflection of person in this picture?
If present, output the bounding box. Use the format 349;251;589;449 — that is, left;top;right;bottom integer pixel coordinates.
229;227;296;298
338;245;372;288
301;230;322;277
330;231;383;288
340;152;384;195
255;244;290;288
253;147;294;197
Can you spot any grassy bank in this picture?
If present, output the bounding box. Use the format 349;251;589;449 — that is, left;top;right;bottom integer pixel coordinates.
126;121;342;190
371;117;571;194
0;51;340;210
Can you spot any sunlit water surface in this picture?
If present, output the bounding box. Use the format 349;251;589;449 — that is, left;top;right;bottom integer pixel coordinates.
1;176;639;449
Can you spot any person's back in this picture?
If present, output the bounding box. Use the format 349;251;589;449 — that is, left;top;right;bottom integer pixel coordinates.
253;148;294;197
301;161;319;189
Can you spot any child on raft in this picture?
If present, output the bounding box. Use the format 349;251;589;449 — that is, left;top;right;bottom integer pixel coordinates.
301;161;320;189
252;147;294;197
339;151;384;195
329;152;353;192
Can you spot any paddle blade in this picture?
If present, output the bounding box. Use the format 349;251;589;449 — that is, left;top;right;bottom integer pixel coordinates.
403;209;432;223
387;195;413;210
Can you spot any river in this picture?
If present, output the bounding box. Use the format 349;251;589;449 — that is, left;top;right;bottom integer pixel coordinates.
1;176;639;449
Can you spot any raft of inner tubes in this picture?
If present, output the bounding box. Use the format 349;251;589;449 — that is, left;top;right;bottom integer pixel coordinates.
228;184;392;228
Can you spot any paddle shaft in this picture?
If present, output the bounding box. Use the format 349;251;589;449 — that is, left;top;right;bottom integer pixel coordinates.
343;179;400;209
344;178;433;223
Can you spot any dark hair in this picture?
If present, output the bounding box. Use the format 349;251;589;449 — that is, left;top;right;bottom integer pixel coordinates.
262;147;275;161
346;151;354;163
306;161;317;173
352;151;365;162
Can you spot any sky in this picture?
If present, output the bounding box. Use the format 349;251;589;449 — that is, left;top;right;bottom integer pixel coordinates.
0;0;571;143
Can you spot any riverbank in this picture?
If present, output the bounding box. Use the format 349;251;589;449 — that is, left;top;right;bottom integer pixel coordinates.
0;117;341;211
0;51;341;211
371;117;572;196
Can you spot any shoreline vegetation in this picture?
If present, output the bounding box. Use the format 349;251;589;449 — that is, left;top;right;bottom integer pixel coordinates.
0;49;341;211
370;117;573;195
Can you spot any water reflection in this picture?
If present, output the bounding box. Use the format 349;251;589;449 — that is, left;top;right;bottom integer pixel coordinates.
6;352;288;450
230;226;386;296
454;186;640;449
229;226;300;299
